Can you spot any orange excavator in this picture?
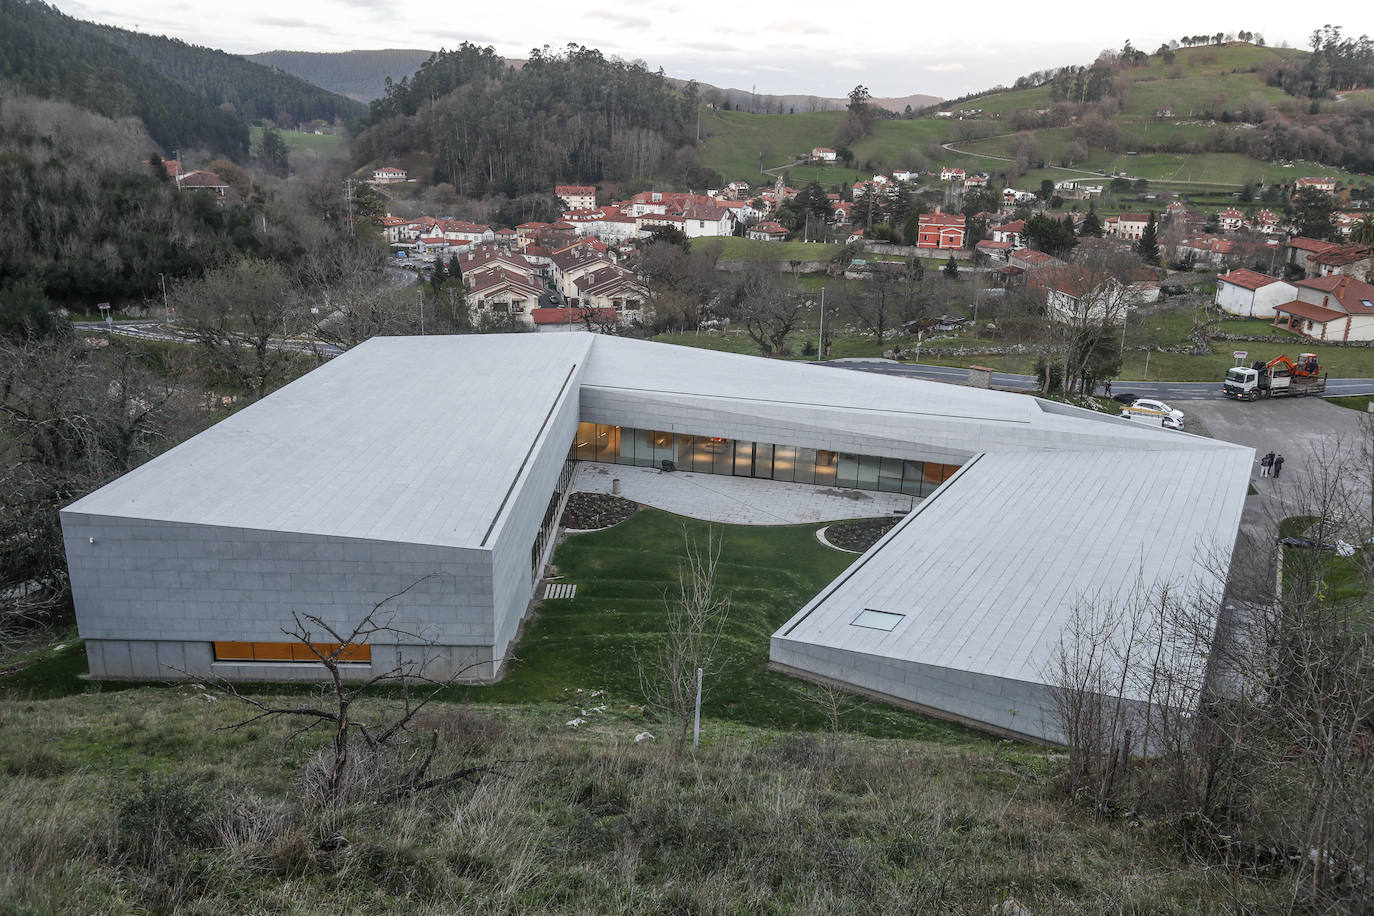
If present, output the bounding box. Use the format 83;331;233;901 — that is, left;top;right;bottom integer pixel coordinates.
1223;353;1326;400
1260;353;1321;377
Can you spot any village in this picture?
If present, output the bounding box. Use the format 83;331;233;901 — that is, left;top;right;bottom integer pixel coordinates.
361;160;1372;336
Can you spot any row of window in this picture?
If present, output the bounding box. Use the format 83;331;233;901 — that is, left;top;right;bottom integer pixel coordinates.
570;423;959;497
213;641;371;663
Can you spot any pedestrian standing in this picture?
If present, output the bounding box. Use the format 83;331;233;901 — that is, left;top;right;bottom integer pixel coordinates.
1104;379;1112;397
1273;454;1284;479
1260;452;1274;477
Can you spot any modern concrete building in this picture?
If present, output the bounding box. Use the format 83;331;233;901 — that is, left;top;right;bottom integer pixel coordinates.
62;334;1251;743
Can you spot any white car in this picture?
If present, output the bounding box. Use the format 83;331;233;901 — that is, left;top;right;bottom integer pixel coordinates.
1122;398;1185;430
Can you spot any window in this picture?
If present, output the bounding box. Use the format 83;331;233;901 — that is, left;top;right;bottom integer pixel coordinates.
214;642;371;663
851;609;904;631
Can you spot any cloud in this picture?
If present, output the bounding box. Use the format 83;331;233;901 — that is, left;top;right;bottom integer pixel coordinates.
829;59;866;70
753;64;795;73
256;16;312;29
587;9;652;30
924;62;966;72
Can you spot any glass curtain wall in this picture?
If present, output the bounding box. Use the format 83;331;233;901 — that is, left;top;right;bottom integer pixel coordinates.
572;422;959;497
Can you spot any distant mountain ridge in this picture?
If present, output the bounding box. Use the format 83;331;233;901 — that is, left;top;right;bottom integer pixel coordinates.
245;48;943;112
245;49;438;102
94;25;364;124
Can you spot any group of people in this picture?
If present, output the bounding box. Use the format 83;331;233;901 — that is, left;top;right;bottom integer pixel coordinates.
1259;452;1284;479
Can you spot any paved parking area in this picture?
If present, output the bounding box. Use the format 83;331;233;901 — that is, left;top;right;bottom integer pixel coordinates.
570;462;917;525
1185;397;1370;542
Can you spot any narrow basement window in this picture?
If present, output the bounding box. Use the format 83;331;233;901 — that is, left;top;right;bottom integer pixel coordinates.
851;609;904;631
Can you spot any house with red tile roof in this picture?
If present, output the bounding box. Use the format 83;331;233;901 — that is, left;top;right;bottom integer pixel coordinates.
1030;267;1138;326
1103;213;1151;242
991;219;1025;247
975;240;1013;261
1273;275;1374;342
1008;248;1063;271
467;268;544;323
1310;245;1372;280
1283;237;1339;275
370;166;407;183
1249;209;1281;234
1295;177;1337;194
178;170;229;197
747;221;788;241
811;147;837;162
1214;269;1297;318
1175;235;1236;268
1217;208;1244;232
917;212;966;250
939;167;965;182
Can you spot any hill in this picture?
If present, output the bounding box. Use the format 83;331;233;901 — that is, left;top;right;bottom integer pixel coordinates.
698;41;1374;192
674;78;939;115
92;25;365;125
354;43;697;197
0;0;246;156
245;48;436;102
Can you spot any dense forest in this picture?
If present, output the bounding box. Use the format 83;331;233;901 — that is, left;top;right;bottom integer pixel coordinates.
0;90;269;306
93;24;365;126
246;49;436;103
0;0;246;156
354;43;699;196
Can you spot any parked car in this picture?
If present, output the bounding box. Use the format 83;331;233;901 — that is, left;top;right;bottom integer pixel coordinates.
1131;398;1185;422
1120;398;1184;430
1278;537;1336;551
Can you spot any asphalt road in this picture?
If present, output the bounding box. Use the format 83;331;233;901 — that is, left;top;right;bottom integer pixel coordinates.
824;358;1374;400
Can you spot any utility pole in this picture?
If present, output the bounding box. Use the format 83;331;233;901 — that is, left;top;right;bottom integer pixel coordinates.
343;178;355;235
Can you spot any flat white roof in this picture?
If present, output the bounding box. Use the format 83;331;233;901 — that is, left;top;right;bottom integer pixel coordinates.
776;446;1251;699
65;335;594;548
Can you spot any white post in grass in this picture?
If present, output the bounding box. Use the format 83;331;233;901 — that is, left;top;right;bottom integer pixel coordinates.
692;666;703;750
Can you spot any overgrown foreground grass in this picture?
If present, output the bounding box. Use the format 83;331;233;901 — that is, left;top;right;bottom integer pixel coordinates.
0;689;1289;913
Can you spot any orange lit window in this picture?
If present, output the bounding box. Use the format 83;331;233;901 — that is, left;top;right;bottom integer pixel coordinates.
213;641;372;663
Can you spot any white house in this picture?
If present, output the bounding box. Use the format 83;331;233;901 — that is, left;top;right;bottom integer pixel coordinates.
811;147;837;162
371;166;408;183
555;185;597;210
1214;270;1296;319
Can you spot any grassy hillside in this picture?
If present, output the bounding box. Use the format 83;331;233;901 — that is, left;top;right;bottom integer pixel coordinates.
0;686;1297;913
249;126;349;160
701;43;1369;193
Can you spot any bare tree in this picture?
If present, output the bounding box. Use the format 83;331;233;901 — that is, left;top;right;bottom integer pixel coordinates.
172;257;311;401
205;580;517;803
0;333;200;645
637;529;732;748
725;266;805;357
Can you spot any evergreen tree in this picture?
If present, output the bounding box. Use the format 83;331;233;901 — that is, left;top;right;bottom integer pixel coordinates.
1137;212;1161;266
148;151;169;182
943;255;959;278
259;127;289;177
1080;204;1103;237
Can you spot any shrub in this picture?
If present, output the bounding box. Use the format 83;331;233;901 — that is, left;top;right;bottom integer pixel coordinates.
115;772;213;870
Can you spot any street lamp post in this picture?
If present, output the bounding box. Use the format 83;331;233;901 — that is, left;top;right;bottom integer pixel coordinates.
159;273;169;319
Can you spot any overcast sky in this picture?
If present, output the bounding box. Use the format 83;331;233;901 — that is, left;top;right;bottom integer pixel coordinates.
57;0;1352;100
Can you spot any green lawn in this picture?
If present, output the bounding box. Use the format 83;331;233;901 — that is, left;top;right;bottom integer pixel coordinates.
249;126;349;160
700;236;841;262
1327;396;1374;412
0;508;972;742
450;508;973;742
